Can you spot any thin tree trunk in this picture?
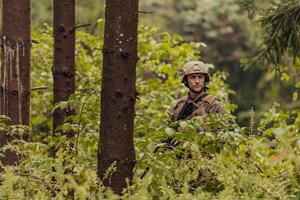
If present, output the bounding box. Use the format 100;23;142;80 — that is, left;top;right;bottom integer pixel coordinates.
98;0;139;195
52;2;75;198
53;0;75;137
0;0;31;165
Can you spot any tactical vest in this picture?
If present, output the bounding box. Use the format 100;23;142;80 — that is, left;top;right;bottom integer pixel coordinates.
169;94;224;122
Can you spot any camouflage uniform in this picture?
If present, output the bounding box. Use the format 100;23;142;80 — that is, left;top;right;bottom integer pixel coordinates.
169;61;224;122
169;91;224;122
157;61;225;187
141;61;224;180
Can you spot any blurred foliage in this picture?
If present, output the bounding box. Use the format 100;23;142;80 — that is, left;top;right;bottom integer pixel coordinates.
31;0;104;28
241;0;300;121
139;0;300;125
0;23;299;199
243;0;300;66
1;0;297;125
137;0;270;125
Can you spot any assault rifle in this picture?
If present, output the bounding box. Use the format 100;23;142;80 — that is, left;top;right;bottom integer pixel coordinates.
175;98;200;121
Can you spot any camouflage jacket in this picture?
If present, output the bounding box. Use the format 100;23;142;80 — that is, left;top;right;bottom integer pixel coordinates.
169;92;224;122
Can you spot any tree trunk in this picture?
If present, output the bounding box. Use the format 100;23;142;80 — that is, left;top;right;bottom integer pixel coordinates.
53;0;75;137
98;0;139;195
0;0;31;165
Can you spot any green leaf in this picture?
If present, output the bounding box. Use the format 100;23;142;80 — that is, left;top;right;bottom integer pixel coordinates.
280;73;289;82
165;127;176;136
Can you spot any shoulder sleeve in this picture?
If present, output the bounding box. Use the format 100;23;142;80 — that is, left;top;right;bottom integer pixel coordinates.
202;95;225;114
169;96;188;122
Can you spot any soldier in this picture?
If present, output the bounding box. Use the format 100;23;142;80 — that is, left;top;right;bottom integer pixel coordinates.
170;61;224;123
140;61;225;179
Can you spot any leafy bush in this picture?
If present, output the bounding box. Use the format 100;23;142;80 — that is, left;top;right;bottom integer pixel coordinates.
0;24;299;199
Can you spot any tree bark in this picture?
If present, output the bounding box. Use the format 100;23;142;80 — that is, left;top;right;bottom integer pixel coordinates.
0;0;31;165
53;0;75;137
98;0;139;195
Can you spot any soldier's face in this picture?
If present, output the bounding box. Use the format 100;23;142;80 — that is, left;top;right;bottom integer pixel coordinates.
187;73;205;93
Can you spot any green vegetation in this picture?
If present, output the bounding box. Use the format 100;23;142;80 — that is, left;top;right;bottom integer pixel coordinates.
0;0;299;199
0;21;299;198
0;0;294;123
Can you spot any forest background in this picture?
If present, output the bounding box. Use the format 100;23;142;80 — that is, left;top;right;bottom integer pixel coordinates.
0;0;299;199
25;0;300;124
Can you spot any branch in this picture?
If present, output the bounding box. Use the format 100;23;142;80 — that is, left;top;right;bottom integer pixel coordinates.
31;86;48;91
73;23;91;30
138;10;155;14
32;39;39;44
255;164;264;174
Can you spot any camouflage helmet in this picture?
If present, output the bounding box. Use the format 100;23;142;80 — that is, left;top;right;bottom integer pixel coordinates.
181;61;210;84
